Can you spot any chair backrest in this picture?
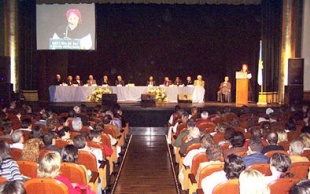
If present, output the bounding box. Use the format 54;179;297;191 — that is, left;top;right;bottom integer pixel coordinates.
197;122;216;132
0;176;8;184
176;123;187;136
219;142;230;151
186;143;201;154
39;149;53;161
289;161;310;179
268;178;301;194
10;148;22;161
101;133;112;148
247;163;271;176
70;131;81;139
78;150;98;172
212;179;239;194
55;139;69;149
213;133;225;144
0;137;13;144
17;160;38;178
264;150;289;158
301;149;310;161
24;178;69;194
278;141;290;151
87;141;106;158
191;152;209;176
198;163;224;188
60;162;87;184
104;126;117;138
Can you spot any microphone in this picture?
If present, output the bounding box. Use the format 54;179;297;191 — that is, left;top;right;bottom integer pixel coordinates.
64;22;71;40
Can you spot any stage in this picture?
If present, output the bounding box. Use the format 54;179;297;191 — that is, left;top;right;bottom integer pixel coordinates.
34;100;283;127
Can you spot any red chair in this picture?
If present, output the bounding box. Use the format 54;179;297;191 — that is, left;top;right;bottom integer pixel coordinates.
17;160;38;178
213;179;239;194
247;163;271;176
289;161;310;179
0;176;7;184
268;178;300;194
10;148;22;161
264;150;289;158
24;178;69;194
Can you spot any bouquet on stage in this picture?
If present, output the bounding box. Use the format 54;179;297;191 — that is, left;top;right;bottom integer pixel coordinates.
148;87;168;102
88;87;112;102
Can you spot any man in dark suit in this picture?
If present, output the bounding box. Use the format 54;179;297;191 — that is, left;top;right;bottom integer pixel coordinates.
261;132;284;154
217;76;232;102
66;75;73;86
73;75;83;86
146;76;156;86
185;76;193;86
163;77;172;86
53;74;63;85
102;75;110;85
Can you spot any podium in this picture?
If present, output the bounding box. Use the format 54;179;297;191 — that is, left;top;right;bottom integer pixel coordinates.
235;72;248;105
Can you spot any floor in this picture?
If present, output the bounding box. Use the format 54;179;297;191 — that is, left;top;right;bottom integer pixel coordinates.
112;128;178;194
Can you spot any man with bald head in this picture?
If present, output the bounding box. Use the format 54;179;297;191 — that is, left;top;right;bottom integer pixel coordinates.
261;132;284;154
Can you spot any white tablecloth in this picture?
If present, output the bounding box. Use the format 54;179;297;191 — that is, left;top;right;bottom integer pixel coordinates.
49;86;205;103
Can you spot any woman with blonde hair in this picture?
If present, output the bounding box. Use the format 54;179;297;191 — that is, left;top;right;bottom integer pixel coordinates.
277;129;288;142
21;138;42;162
239;169;270;194
37;152;80;194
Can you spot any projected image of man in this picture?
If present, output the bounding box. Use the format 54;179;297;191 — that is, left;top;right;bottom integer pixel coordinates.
52;9;92;49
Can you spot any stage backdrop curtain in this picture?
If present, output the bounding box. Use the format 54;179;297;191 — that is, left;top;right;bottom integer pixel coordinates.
261;0;282;93
36;0;261;5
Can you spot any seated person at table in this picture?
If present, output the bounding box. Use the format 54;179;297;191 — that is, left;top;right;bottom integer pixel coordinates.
174;77;183;86
66;75;73;86
87;74;97;86
146;76;156;86
217;76;231;102
53;74;63;85
185;76;193;86
72;75;83;86
102;75;110;86
163;77;172;86
115;75;125;86
194;75;205;87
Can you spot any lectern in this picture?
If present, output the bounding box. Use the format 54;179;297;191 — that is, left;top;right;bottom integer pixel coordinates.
235;72;248;105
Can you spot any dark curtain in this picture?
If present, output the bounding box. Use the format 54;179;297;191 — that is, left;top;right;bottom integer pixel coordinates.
261;0;282;93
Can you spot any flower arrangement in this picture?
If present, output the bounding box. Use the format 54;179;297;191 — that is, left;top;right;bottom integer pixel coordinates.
148;87;168;102
88;87;112;102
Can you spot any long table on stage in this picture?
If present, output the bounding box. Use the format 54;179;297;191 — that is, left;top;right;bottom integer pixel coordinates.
49;85;205;103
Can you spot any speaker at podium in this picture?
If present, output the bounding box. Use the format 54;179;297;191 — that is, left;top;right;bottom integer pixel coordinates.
235;71;249;105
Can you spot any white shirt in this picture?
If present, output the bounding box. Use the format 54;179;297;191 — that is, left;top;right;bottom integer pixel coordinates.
183;148;206;169
201;170;227;194
10;142;24;149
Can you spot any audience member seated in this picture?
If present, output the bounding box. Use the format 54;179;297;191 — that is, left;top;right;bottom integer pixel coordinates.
173;77;183;86
173;119;195;148
37;152;81;194
0;140;23;181
73;135;103;168
243;137;269;167
217;76;231;102
258;108;277;124
46;118;58;132
195;111;211;126
288;139;309;163
239;169;270;194
189;106;200;120
88;130;113;157
10;130;24;150
34;112;49;126
179;134;214;189
0;180;25;194
61;144;91;182
277;129;288;142
261;132;284;154
29;125;43;139
289;179;310;194
223;131;247;159
201;154;245;194
102;115;120;139
285;117;297;131
41;132;62;154
57;127;73;144
18;118;32;132
0;122;13;139
196;145;223;182
20;138;41;163
218;127;235;146
167;105;181;127
72;117;83;132
265;153;293;184
299;132;310;149
180;127;201;155
168;111;189;145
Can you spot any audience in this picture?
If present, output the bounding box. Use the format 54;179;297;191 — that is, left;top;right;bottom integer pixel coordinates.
223;131;246;159
41;132;62;153
10;130;24;150
290;179;310;194
261;132;284;154
288;139;309;163
201;154;245;194
20;138;41;162
180;127;201;155
0;140;23;181
239;169;270;194
243;137;269;167
265;153;293;184
0;180;26;194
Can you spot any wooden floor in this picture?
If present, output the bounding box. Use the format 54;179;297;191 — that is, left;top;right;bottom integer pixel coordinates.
113;135;177;194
